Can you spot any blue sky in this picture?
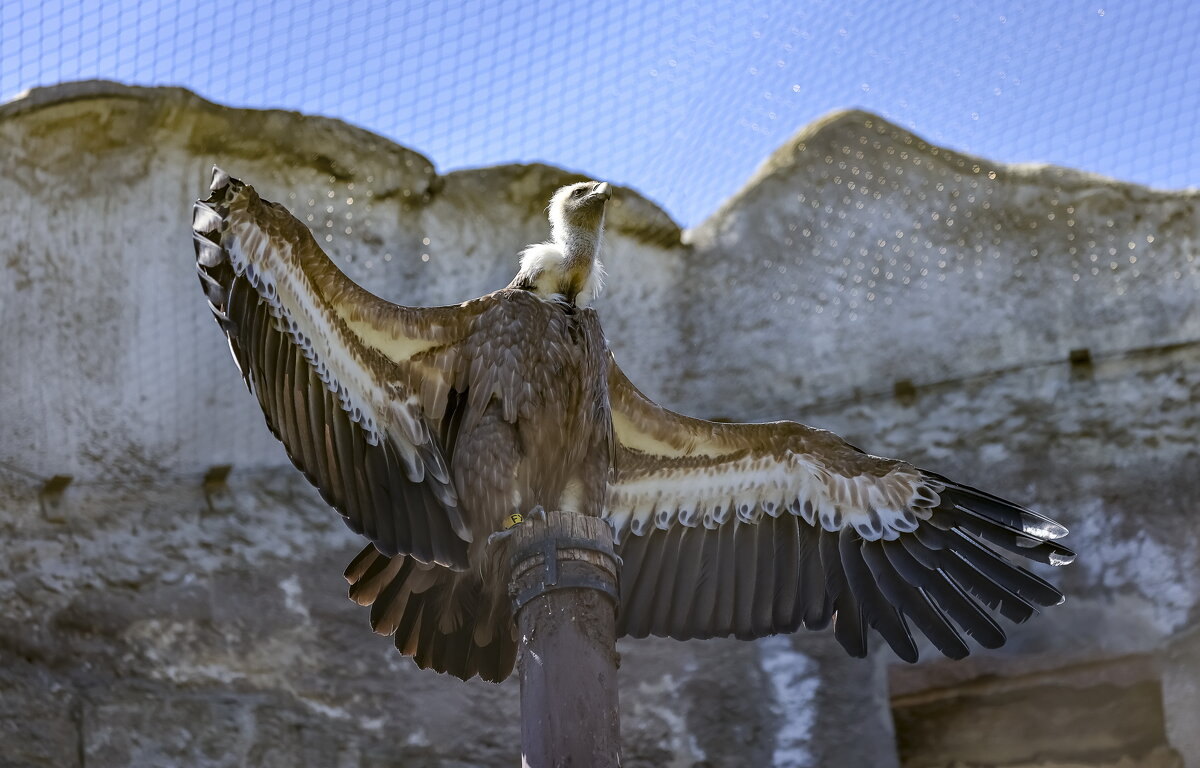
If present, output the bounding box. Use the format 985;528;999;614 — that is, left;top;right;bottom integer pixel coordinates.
2;0;1197;226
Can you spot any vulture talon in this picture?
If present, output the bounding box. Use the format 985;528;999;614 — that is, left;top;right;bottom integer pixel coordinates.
486;527;516;548
525;505;548;524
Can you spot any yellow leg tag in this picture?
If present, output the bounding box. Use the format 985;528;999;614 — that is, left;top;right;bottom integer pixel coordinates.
504;513;524;530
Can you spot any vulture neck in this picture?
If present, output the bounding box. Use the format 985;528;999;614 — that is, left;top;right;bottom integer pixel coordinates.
513;222;605;307
561;227;600;275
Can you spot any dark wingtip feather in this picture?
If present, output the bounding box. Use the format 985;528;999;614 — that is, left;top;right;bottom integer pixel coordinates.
932;476;1072;543
934;501;1077;568
932;476;1070;539
881;538;1006;650
862;541;969;660
837;529;919;662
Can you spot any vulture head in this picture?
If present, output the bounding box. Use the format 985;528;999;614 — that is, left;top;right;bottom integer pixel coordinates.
512;180;612;306
549;180;612;237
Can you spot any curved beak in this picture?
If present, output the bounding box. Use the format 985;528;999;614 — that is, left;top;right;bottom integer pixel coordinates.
592;182;612;201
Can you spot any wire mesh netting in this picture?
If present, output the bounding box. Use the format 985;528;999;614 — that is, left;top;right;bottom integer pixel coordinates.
2;0;1197;226
3;0;1199;487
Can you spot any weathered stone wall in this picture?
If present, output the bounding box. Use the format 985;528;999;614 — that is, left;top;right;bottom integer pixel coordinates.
1;82;1197;767
682;110;1200;419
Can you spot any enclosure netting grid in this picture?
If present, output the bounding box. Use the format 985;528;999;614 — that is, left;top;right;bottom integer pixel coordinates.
1;0;1198;486
2;1;1197;226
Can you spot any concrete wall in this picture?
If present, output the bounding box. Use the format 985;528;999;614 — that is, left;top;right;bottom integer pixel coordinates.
1;82;1197;767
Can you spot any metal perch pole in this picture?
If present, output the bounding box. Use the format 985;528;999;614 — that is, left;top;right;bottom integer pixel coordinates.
509;511;623;767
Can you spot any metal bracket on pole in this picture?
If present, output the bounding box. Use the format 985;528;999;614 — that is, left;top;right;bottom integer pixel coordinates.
509;533;620;613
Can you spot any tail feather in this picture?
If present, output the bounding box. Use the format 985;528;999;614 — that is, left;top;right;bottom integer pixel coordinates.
344;544;517;683
346;547;402;605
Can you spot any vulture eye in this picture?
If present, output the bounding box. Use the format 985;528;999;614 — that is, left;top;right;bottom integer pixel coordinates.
571;188;584;198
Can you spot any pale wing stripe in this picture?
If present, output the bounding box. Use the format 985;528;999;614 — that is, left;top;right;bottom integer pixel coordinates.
608;453;931;543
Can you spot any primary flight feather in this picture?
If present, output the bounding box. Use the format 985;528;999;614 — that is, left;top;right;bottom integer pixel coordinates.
192;167;1074;682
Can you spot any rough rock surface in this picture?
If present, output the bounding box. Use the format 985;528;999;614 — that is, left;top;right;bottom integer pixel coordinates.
1;82;1197;767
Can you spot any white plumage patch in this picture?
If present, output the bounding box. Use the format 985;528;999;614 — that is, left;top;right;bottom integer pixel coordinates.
516;243;563;285
514;241;605;305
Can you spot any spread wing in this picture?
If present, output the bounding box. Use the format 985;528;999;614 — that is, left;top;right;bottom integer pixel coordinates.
192;167;492;569
605;360;1075;661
